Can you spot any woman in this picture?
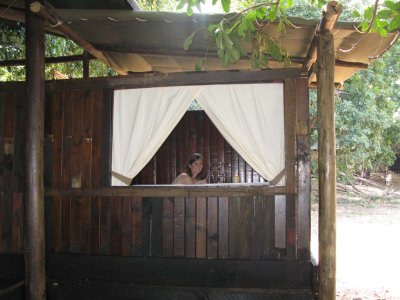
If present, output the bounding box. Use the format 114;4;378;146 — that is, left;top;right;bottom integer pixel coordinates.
172;153;208;184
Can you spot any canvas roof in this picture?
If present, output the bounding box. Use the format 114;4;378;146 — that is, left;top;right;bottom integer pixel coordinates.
0;1;398;85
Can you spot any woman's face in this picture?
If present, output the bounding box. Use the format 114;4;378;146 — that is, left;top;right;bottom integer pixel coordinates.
190;159;203;177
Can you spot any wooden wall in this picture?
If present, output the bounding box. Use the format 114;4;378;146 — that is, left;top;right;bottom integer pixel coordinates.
133;111;266;185
0;75;310;261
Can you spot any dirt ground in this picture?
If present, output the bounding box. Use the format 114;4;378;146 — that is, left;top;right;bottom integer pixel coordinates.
311;181;400;300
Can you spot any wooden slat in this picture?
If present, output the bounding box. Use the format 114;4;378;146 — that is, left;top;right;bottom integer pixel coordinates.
189;112;196;154
100;197;111;255
239;196;253;258
1;93;14;252
51;91;63;251
238;155;245;184
195;197;207;258
120;197;132;256
196;112;204;157
151;198;163;257
224;142;232;183
90;197;100;254
253;195;265;258
102;89;112;186
12;92;26;193
11;193;23;253
70;90;84;253
176;118;184;177
203;114;210;178
207;197;218;259
231;150;239;181
173;197;185;257
79;196;91;254
169;130;177;183
131;197;142;256
110;197;121;255
141;198;151;256
185;197;196;258
284;79;298;260
264;196;276;258
218;197;229;258
162;197;174;257
0;93;5;192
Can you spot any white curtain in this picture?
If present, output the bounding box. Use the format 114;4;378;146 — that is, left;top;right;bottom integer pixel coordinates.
197;84;285;184
112;86;202;185
112;84;285;186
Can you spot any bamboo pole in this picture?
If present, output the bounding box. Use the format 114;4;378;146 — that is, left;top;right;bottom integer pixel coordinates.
25;0;46;299
317;32;336;300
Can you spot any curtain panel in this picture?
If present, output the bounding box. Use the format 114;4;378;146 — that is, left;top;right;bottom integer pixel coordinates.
112;84;285;186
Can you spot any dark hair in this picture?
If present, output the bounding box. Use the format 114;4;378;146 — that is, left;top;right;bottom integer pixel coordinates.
184;153;207;180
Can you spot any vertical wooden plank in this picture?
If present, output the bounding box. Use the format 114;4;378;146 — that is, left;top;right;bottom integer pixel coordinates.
238;155;245;183
1;93;14;252
90;89;104;254
100;197;111;255
176;118;184;175
253;195;265;259
239;196;253;259
195;197;207;258
120;197;132;256
61;90;73;252
189;111;197;154
51;91;63;252
217;130;225;182
141;198;151;256
228;196;240;258
70;90;84;253
196;112;204;156
131;196;142;256
218;197;228;258
203;114;210;176
296;77;311;260
207;197;218;259
183;113;190;160
284;78;297;260
185;197;196;258
80;90;94;254
102;88;113;187
110;197;121;255
231;150;239;182
169;130;177;183
224;142;232;183
13;92;26;193
162;197;174;257
173;197;185;257
90;197;100;255
264;195;276;258
0;93;5;192
209;123;218;178
151;198;163;257
245;162;253;183
11;193;23;253
275;195;286;252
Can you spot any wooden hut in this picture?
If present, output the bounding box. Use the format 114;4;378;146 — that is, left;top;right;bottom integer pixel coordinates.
0;1;397;299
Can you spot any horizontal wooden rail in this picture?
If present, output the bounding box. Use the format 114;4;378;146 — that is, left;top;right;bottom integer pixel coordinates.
45;184;286;198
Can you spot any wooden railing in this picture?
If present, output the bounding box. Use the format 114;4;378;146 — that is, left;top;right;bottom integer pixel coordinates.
44;184;289;260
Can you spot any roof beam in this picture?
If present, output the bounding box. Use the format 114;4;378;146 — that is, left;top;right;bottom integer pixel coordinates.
29;2;127;75
301;1;343;74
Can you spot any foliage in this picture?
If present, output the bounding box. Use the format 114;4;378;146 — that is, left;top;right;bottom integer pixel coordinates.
0;21;116;81
310;41;400;181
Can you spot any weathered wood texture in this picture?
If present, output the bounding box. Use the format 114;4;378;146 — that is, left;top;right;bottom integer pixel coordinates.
317;32;337;299
0;77;310;263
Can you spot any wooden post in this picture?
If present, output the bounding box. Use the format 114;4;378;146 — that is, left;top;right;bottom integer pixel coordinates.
317;32;336;300
25;0;46;299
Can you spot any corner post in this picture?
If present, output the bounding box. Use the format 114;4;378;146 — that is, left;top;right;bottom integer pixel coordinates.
25;0;46;298
317;32;336;300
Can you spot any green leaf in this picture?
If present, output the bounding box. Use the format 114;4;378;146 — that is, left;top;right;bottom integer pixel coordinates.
364;6;374;20
183;32;195;51
352;10;361;18
177;0;186;10
222;33;233;49
187;5;193;16
388;15;400;31
195;59;204;71
212;0;217;5
216;31;224;49
207;24;219;33
377;9;393;19
384;1;396;10
221;0;230;13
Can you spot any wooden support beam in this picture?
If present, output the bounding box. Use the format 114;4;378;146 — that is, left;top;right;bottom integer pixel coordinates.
0;54;95;67
25;0;46;298
317;32;336;300
302;1;343;74
29;2;127;75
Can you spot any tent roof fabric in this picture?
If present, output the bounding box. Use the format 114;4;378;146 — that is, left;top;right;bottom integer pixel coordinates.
0;1;398;84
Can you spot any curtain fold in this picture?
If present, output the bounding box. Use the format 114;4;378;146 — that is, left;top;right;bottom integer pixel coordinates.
112;84;285;186
197;83;285;184
112;86;202;185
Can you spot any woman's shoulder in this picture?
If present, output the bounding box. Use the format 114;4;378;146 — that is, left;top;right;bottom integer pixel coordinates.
172;173;193;184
